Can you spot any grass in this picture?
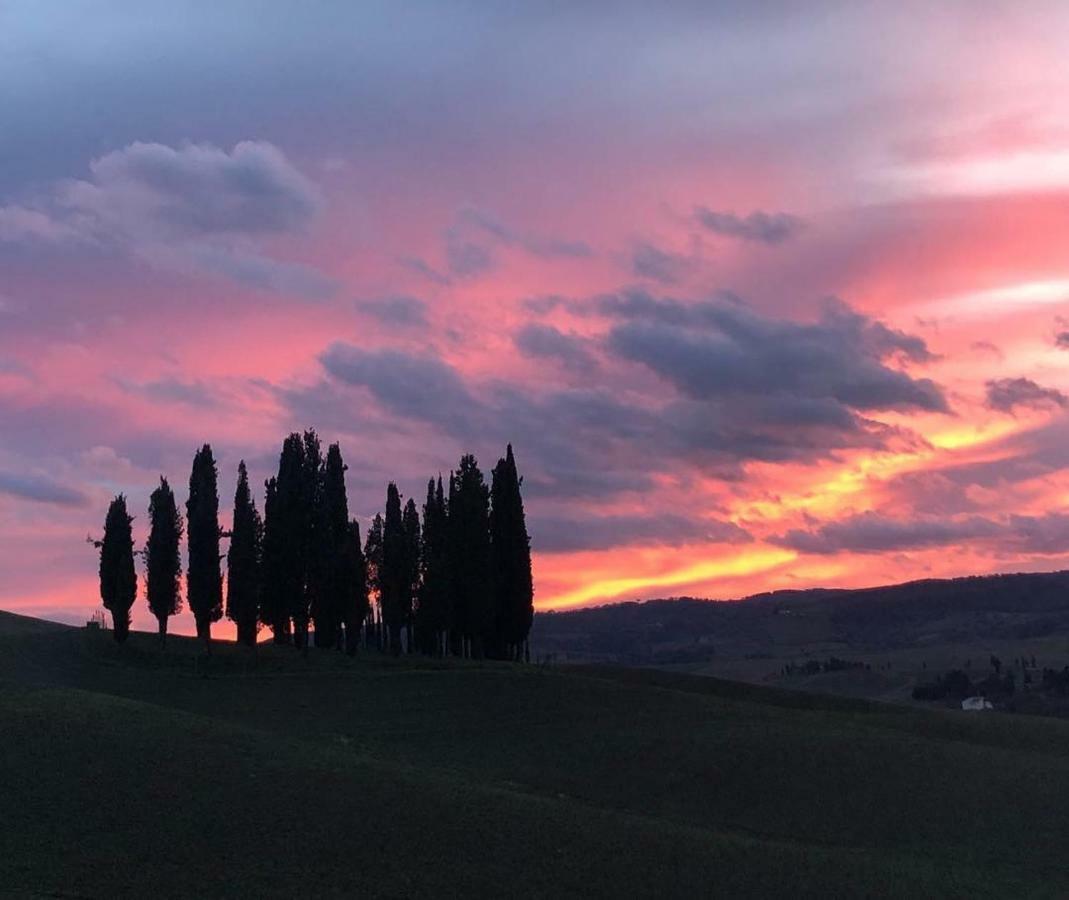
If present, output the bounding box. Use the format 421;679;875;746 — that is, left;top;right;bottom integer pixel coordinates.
1;611;1068;897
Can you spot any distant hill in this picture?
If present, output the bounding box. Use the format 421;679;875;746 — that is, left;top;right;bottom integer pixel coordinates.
531;569;1069;665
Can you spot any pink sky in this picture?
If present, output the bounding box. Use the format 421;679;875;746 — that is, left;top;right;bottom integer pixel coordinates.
2;3;1069;637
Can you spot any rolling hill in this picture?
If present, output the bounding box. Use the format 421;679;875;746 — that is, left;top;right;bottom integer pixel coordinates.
2;609;1069;896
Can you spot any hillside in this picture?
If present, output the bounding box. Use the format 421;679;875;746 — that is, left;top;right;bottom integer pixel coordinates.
3;610;1069;896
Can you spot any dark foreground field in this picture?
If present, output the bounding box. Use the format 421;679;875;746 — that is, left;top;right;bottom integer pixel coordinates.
3;612;1069;898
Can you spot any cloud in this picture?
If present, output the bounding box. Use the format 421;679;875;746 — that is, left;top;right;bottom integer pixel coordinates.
1055;331;1069;350
530;512;750;553
115;377;220;408
459;207;592;259
0;205;79;242
301;293;949;512
775;512;1001;554
631;241;689;284
984;377;1067;414
605;294;947;414
695;206;804;244
775;510;1069;557
355;295;429;328
444;207;592;277
0;471;89;507
514;323;597;374
0;141;335;299
67;140;322;238
398;256;452;286
319;342;476;431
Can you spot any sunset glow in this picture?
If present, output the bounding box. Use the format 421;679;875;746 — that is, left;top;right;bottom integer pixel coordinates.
4;3;1069;635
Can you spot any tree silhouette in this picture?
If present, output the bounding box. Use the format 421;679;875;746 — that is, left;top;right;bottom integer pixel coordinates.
299;429;324;650
98;494;137;642
314;442;349;649
364;513;384;651
340;519;369;654
416;476;449;655
269;434;307;645
226;461;262;648
145;477;182;646
381;483;407;655
186;444;223;649
490;444;533;661
401;496;421;653
449;455;492;657
260;474;290;644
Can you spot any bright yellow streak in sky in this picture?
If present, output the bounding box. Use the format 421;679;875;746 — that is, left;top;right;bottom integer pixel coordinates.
542;547;797;610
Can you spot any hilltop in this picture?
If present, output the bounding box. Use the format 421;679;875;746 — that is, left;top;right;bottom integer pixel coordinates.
3;608;1069;896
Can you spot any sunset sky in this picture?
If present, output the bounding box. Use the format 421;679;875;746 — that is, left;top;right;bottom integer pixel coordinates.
4;2;1069;636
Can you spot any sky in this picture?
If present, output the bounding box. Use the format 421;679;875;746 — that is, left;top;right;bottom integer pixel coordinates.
3;1;1069;636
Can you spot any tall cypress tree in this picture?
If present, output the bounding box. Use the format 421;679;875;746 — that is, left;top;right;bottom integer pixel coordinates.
314;442;348;649
272;433;307;645
490;444;534;661
99;494;137;643
416;476;449;655
260;474;290;643
187;444;223;649
450;455;491;657
226;461;262;648
401;496;421;654
381;483;406;655
300;429;324;649
145;477;182;646
364;513;384;650
340;519;369;654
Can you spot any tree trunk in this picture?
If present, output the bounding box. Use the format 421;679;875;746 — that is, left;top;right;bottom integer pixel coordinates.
196;617;212;655
157;617;167;648
112;614;129;643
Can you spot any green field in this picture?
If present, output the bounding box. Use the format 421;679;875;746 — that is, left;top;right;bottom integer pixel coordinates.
2;611;1069;897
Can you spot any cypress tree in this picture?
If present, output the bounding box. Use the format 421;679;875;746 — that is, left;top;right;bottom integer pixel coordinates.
381;483;406;655
364;513;384;651
490;444;534;661
145;476;182;646
99;494;137;642
416;476;449;655
273;433;307;645
340;519;369;654
300;429;324;650
226;461;262;648
186;444;223;649
450;455;491;657
401;497;421;653
314;442;348;649
260;474;290;644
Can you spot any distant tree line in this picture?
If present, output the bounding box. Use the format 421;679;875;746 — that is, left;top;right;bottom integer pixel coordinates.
93;433;533;660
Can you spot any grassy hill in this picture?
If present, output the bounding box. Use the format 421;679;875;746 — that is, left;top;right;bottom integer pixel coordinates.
2;610;1069;897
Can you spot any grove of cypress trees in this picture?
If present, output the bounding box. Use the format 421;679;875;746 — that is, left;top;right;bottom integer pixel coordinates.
401;496;421;653
226;461;262;648
490;444;534;661
145;477;183;646
381;483;406;655
449;455;492;657
98;494;137;642
416;476;449;655
260;474;290;644
186;444;223;649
